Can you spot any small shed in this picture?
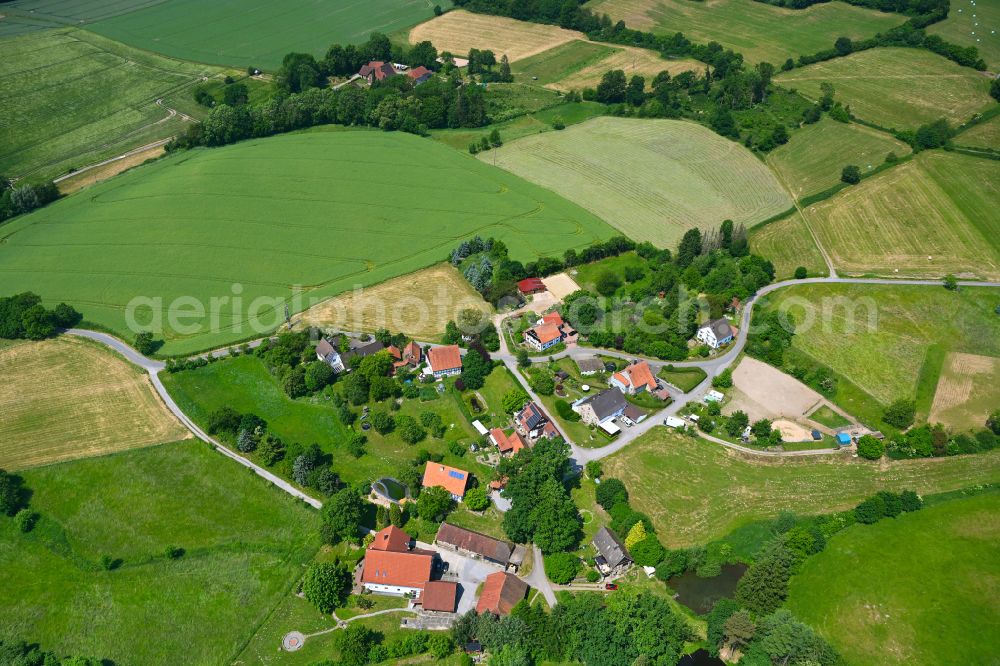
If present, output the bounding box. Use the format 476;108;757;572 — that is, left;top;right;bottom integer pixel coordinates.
811;429;822;441
472;420;489;436
836;432;852;446
517;278;546;295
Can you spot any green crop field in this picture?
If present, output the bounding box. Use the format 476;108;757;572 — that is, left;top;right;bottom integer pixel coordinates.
584;0;901;65
1;0;444;70
760;283;1000;407
788;492;1000;666
801;151;1000;280
603;430;1000;547
0;440;319;664
748;213;829;279
0;28;220;180
928;0;1000;69
767;118;911;199
485;117;792;248
512;40;619;86
776;47;995;130
0;129;614;354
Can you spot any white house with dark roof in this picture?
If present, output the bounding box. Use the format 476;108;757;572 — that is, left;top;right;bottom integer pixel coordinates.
696;318;735;349
572;388;627;426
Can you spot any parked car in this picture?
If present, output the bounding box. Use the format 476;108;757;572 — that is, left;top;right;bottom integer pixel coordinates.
605;583;618;590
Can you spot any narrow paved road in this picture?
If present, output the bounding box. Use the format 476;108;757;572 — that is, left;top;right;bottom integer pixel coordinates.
523;545;558;607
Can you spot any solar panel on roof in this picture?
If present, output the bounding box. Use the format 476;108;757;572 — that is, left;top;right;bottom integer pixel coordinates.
448;470;466;480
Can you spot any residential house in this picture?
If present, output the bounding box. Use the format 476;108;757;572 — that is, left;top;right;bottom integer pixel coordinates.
422;462;469;500
517;278;545;295
489;428;526;457
515;402;560;441
316;335;385;374
426;344;462;378
696;318;735;349
575;356;604;376
388;340;422;373
476;572;528;616
609;361;658;395
359;60;397;83
361;525;437;597
620;404;646;427
406;65;433;85
573;388;627;426
523;323;562;352
435;523;521;570
419;580;458;613
592;526;632;576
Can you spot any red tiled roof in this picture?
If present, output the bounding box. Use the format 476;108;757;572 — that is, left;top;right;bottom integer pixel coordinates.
489;477;508;490
616;361;657;392
427;345;462;372
404;341;422;362
422;462;469;498
476;572;528;616
490;428;525;454
527;323;562;344
387;345;402;360
369;525;412;552
421;580;458;612
542;312;564;327
362;549;433;589
359;61;396;81
517;278;545;294
406;65;432;80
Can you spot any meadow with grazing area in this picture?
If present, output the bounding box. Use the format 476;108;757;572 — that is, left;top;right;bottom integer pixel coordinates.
775;47;995;129
301;263;490;342
603;430;1000;547
802;151;1000;280
0;337;187;470
928;0;1000;69
0;28;218;180
929;352;1000;431
0;440;319;665
760;283;1000;407
0;129;614;354
485;117;792;248
2;0;442;69
584;0;902;64
955;113;1000;150
408;9;582;62
788;491;1000;666
748;214;828;279
512;39;701;92
767;118;911;199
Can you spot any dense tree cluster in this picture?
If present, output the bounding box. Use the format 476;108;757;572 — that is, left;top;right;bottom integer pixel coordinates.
0;292;81;340
0;176;60;224
887;422;998;459
0;468;27;517
302;561;352;613
0;638;103;666
854;489;922;524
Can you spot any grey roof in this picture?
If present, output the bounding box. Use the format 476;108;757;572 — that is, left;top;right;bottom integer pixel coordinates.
592;527;631;568
342;338;384;364
436;523;513;565
707;318;733;339
518;402;548;431
316;338;337;360
581;388;627;420
623;404;644;422
575;356;604;373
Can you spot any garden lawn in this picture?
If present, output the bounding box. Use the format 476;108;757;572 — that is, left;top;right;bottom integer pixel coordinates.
787;492;1000;666
760;283;1000;407
0;129;614;354
0;440;319;665
748;213;828;279
0;28;220;180
775;47;995;130
657;366;707;393
802;151;1000;280
486;117;792;248
766;118;911;199
603;429;1000;547
584;0;902;65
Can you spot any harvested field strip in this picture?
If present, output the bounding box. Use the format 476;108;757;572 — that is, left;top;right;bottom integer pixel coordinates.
929;352;1000;431
0;336;188;470
748;213;828;279
485;117;791;248
775;47;994;130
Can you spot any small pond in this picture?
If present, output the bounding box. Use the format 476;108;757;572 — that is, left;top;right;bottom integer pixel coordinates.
469;397;484;412
678;649;725;666
667;563;747;615
372;477;408;503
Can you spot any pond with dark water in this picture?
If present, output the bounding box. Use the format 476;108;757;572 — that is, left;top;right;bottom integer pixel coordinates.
667;563;747;615
372;477;408;502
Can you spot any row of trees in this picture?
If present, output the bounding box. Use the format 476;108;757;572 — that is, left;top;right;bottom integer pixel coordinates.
0;291;81;340
0;176;60;224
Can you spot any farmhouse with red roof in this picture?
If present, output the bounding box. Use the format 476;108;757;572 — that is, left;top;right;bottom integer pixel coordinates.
422;462;469;500
609;361;658;395
426;344;462;378
360;526;436;597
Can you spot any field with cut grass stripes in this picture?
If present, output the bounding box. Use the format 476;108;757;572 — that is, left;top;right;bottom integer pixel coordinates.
584;0;901;64
484;117;792;248
0;128;614;354
748;214;828;279
928;0;1000;69
776;47;995;130
802;151;1000;280
0;28;219;180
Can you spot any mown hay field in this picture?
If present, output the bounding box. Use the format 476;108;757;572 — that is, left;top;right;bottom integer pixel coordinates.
788;492;1000;666
0;440;319;665
0;337;188;470
802;151;1000;280
761;283;1000;406
767;118;911;199
603;430;1000;547
776;47;995;130
584;0;902;64
929;352;1000;431
928;0;1000;69
748;214;829;279
301;263;490;342
2;0;441;69
955;113;1000;150
0;129;614;355
0;28;218;180
408;9;583;62
484;117;792;248
512;39;702;92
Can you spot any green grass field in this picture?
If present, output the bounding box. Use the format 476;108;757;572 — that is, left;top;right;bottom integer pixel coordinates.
767;118;911;199
748;213;829;279
657;366;707;393
955;113;1000;150
486;117;792;248
776;47;995;130
0;28;220;180
788;492;1000;665
431;100;606;151
584;0;901;65
0;129;614;354
511;40;618;86
2;0;444;70
603;429;1000;546
761;283;1000;407
928;0;1000;69
802;151;1000;280
0;440;319;664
